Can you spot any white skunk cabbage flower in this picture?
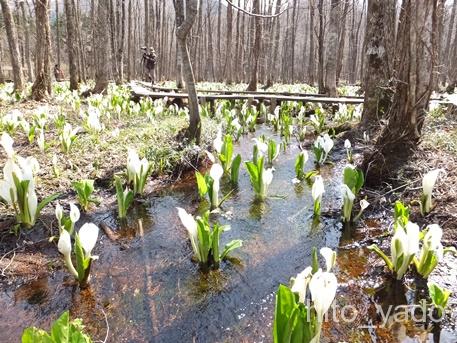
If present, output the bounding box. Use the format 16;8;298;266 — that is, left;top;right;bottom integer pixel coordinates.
210;163;224;208
16;156;40;183
342;184;356;222
127;149;141;182
421;169;443;214
70;203;80;223
1;132;14;158
274;106;280;117
314;134;334;163
421;224;444;259
79;223;99;258
341;184;355;202
260;168;274;198
360;199;370;211
312;176;325;203
291;266;313;303
213;127;223;153
0;179;13;205
309;269;338;322
58;230;78;277
111;128;120;138
320;247;336;272
310;114;320;127
177;207;200;261
232;117;241;131
87;107;102;132
252;138;268;156
417;224;445;278
27;188;38;221
58;229;72;256
37;129;45;152
321;134;334;155
55;203;63;222
391;222;420;279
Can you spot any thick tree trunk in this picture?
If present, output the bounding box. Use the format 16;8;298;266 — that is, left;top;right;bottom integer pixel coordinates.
174;0;200;144
360;0;394;131
90;0;110;94
32;0;52;100
324;0;339;96
363;0;438;185
65;0;78;90
1;0;24;91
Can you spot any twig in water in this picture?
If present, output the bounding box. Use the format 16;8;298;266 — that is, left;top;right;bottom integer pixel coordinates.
0;251;16;277
101;308;109;343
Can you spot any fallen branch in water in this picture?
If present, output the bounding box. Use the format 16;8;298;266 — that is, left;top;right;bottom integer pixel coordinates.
99;222;120;241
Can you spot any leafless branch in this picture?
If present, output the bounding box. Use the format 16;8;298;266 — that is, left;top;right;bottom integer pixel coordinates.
224;0;288;18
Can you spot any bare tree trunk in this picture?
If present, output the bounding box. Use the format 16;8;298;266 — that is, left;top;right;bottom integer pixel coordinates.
317;0;325;93
174;0;200;143
127;0;133;81
75;0;86;82
448;6;457;91
65;0;78;90
90;0;110;94
443;0;457;85
247;0;261;91
56;0;61;67
1;0;24;91
207;2;215;81
433;0;445;90
225;1;233;83
363;0;438;185
0;31;4;83
266;0;280;86
117;0;126;83
324;0;339;96
32;0;52;100
360;0;394;131
144;0;149;46
290;0;298;81
20;1;33;82
308;0;315;85
336;0;350;82
108;0;117;81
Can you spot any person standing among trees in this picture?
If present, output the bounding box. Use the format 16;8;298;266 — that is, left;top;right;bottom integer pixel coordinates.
141;46;157;84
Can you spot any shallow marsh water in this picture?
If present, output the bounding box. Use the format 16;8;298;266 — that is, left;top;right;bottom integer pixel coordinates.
0;126;456;342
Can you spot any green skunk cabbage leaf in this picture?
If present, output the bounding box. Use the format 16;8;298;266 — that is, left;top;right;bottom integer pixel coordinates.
22;311;92;343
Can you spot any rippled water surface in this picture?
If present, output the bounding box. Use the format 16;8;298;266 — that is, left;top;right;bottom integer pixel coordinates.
1;126;455;343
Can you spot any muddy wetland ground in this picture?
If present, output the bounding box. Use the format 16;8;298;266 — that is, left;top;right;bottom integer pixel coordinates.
1;82;456;343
